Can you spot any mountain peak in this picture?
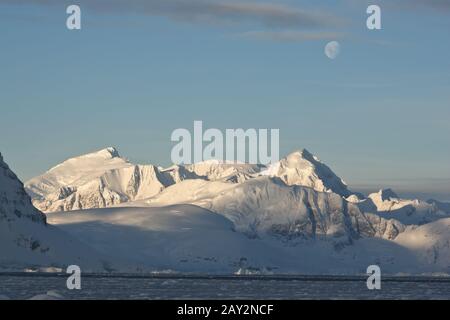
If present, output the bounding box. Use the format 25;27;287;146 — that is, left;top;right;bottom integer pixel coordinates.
292;148;312;157
260;149;351;197
368;189;399;204
286;149;318;164
43;147;123;174
91;147;120;159
0;152;7;171
377;188;399;201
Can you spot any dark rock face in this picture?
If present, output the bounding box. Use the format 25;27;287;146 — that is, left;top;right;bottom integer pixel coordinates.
0;152;46;225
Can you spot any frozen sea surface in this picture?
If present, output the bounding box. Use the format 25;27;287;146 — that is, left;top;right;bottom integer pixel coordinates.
1;273;450;300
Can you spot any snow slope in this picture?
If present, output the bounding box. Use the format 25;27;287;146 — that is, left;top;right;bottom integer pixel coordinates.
47;205;426;274
0;152;115;272
149;177;405;241
395;218;450;272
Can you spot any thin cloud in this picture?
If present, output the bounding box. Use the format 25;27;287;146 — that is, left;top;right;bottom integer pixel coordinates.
405;0;450;10
347;0;450;13
304;80;396;89
1;0;344;29
237;30;344;42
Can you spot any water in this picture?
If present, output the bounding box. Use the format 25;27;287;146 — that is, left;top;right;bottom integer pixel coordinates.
1;273;450;300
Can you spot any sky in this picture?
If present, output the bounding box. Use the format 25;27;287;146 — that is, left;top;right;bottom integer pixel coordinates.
0;0;449;200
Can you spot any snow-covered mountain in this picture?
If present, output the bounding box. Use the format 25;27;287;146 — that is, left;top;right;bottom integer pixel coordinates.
260;149;352;197
0;152;116;272
25;147;179;212
352;189;447;226
25;148;269;213
427;199;450;214
183;160;263;183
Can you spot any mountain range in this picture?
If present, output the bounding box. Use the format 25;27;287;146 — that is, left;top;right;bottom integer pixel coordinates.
1;147;450;274
24;147;356;213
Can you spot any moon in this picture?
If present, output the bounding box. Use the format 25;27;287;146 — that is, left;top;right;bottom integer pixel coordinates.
324;41;340;59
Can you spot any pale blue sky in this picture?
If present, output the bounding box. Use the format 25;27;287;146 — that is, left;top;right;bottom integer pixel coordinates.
0;0;449;199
